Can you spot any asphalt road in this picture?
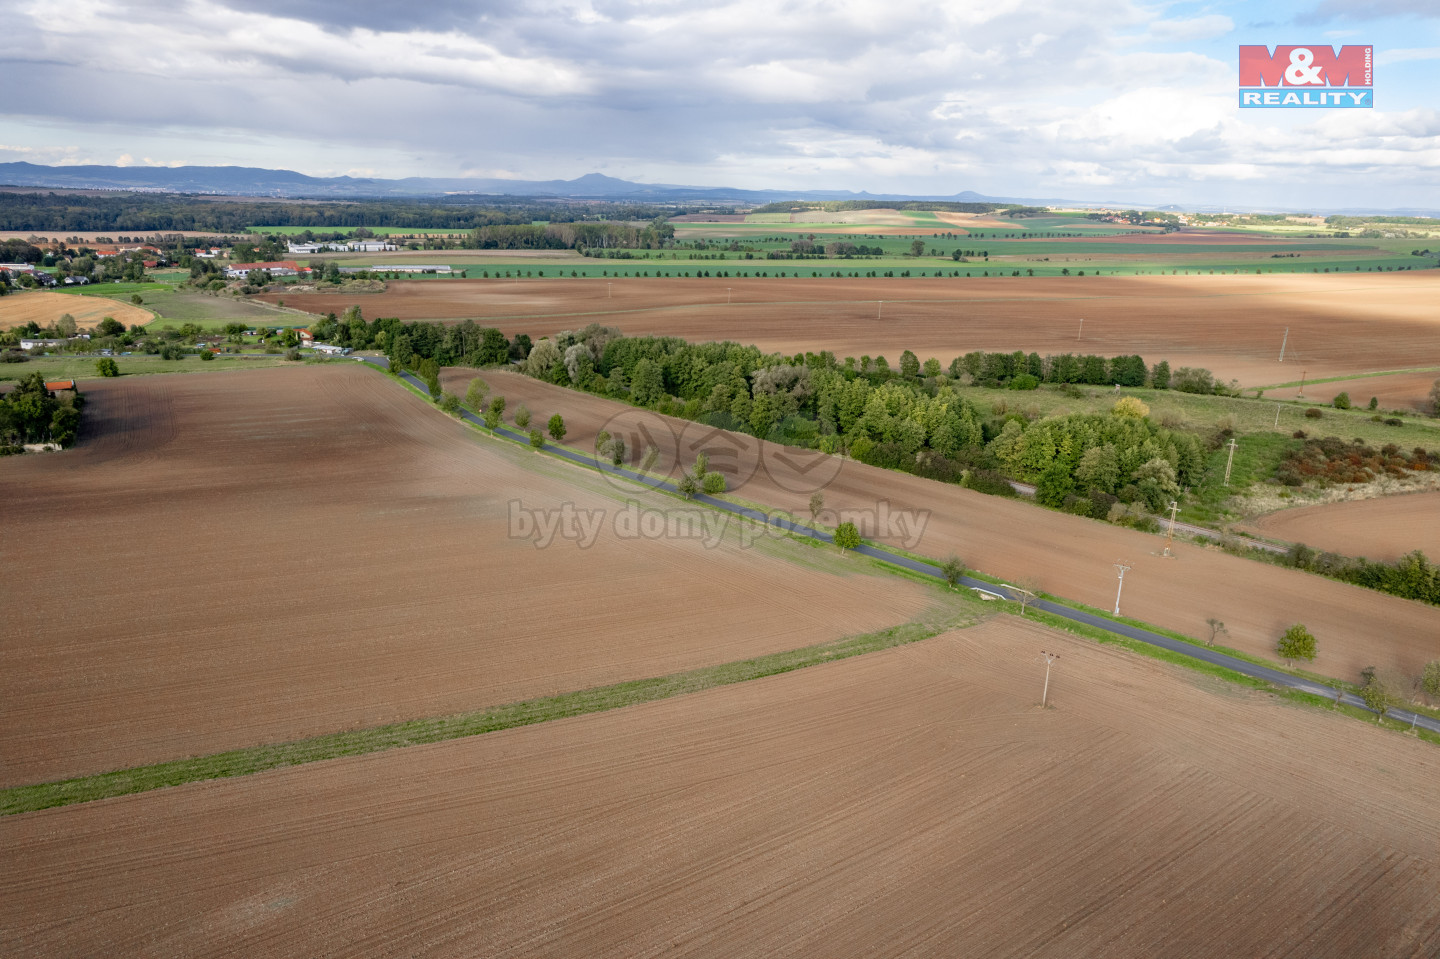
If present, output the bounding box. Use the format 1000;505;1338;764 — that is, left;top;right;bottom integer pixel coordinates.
362;357;1440;737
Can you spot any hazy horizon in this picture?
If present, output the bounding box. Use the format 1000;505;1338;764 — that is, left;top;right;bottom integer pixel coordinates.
2;0;1437;209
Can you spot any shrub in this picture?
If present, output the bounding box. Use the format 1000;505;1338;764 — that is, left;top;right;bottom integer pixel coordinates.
1304;407;1322;419
1368;396;1378;410
1276;624;1317;665
1385;417;1403;427
1112;396;1149;418
513;404;531;429
702;471;727;494
1009;373;1039;390
95;357;119;377
1332;391;1351;410
285;348;301;362
199;350;215;361
528;429;544;448
940;556;965;588
438;392;461;415
1422;660;1440;702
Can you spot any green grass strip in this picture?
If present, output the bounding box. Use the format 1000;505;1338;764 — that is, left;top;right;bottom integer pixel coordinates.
0;607;973;817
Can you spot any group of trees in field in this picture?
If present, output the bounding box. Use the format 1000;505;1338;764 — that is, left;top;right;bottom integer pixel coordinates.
0;373;82;450
498;325;1208;517
951;349;1228;394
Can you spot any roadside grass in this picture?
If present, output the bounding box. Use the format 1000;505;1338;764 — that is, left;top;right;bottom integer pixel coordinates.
0;582;979;817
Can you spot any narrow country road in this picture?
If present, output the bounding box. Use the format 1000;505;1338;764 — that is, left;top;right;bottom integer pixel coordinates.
361;357;1440;737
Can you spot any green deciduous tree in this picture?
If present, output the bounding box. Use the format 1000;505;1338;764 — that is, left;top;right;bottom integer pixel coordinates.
547;413;566;442
1421;660;1440;703
834;521;861;553
528;429;544;448
464;377;489;410
95;357;119;377
941;556;965;589
1276;624;1317;666
513;404;531;429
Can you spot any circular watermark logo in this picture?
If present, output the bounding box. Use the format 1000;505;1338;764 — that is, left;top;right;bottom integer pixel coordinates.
759;442;846;496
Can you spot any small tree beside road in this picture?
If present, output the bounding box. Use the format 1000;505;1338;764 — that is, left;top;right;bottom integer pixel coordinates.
833;521;861;553
547;413;566;442
1276;624;1317;667
940;556;965;589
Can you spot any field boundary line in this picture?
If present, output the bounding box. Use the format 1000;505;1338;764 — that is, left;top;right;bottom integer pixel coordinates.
0;605;975;817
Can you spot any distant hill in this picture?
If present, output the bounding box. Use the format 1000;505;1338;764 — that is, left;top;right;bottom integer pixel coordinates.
0;162;1433;217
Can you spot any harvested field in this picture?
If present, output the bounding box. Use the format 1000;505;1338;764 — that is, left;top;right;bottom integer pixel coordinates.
0;290;152;330
268;273;1440;387
456;369;1440;681
1285;369;1440;414
0;366;928;786
1242;492;1440;563
4;616;1437;958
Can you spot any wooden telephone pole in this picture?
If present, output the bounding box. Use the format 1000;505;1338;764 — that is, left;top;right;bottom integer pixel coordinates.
1223;439;1238;486
1163;501;1180;556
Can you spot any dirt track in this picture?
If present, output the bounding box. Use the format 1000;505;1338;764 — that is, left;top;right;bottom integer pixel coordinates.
457;369;1440;682
264;273;1440;388
4;617;1436;958
0;367;927;786
1243;492;1440;563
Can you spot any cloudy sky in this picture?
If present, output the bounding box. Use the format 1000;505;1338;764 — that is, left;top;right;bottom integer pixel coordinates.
1;0;1436;208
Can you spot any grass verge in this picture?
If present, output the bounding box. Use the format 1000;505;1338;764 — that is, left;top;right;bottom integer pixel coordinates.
0;598;977;817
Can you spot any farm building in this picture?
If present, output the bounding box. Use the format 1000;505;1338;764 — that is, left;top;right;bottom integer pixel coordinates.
345;240;399;252
44;379;76;393
225;261;307;280
310;343;350;355
296;329;315;346
20;339;65;350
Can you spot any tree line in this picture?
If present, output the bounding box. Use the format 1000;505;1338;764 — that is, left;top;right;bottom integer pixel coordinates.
0;192;688;233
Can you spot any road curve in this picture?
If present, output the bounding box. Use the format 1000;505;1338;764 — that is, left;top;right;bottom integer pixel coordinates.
361;357;1440;737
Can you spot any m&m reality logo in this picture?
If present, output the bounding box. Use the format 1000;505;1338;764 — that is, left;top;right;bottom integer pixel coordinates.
1238;45;1373;108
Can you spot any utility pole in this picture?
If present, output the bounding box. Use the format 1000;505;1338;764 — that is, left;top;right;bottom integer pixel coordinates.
1077;317;1084;340
877;300;883;320
1113;561;1131;616
1278;326;1289;362
1223;438;1238;486
727;287;731;304
1039;650;1060;707
607;282;612;299
1297;370;1307;399
1274;404;1282;429
1163;501;1180;556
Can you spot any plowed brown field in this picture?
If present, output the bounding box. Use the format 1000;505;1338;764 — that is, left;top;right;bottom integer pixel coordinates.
456;369;1440;681
1288;369;1440;413
1242;492;1440;563
4;617;1437;958
0;366;927;786
264;273;1440;387
0;290;152;330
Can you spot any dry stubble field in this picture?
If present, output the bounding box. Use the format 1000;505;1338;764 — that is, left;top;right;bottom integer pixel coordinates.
459;369;1440;682
4;616;1436;958
0;365;929;786
266;273;1440;396
0;290;152;330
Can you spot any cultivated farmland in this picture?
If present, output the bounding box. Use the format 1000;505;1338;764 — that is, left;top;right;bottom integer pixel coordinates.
1242;492;1440;563
456;369;1440;681
4;616;1436;958
267;272;1440;389
0;366;929;786
0;290;152;330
